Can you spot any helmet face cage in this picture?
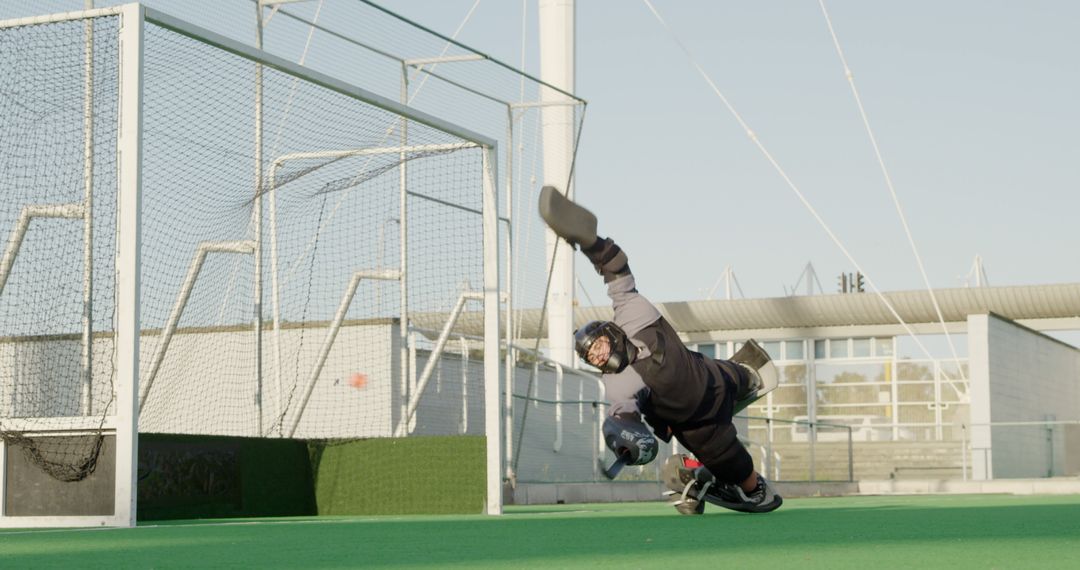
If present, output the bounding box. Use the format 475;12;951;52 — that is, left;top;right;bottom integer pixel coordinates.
574;320;631;373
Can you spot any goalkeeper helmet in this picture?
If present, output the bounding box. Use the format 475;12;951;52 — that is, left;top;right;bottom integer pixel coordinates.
574;320;636;373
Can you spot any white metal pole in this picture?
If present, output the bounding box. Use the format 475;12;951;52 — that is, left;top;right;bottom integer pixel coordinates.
0;205;84;296
139;241;255;411
482;146;503;514
461;337;469;434
286;269;399;437
398;63;410;432
538;0;575;367
268;159;284;425
891;350;900;441
80;0;96;416
503;104;515;483
394;292;476;437
553;363;563;452
934;361;943;440
961;423;969;481
0;439;6;517
408;331;418;433
253;1;266;436
115;2;144;527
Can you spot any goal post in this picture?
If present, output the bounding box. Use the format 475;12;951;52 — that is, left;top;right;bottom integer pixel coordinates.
114;2;143;529
0;3;503;527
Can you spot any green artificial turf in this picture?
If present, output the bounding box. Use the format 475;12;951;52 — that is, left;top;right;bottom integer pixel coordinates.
310;436;486;515
2;494;1079;568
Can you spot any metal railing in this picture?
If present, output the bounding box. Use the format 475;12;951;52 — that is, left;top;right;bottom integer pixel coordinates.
397;331;1080;486
743;415;855;482
959;420;1080;481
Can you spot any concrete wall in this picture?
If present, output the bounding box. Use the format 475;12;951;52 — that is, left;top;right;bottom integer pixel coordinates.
1;322;492;441
968;313;1080;479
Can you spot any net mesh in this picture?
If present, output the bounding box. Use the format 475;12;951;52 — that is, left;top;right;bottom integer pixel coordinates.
0;1;590;497
0;13;491;493
0;15;120;482
136;23;486;442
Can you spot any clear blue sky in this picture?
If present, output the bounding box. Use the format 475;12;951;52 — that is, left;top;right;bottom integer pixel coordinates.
379;0;1080;308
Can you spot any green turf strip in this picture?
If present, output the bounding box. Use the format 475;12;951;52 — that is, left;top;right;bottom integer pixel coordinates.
2;494;1080;568
310;436;485;515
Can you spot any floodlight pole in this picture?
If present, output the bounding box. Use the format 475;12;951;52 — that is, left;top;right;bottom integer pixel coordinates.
539;0;576;368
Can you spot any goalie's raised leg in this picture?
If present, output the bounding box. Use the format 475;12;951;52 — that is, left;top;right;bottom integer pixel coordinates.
538;185;597;249
730;339;779;414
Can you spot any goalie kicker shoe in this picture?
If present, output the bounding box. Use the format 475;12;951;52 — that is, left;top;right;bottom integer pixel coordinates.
661;454;711;515
711;474;783;514
661;455;783;514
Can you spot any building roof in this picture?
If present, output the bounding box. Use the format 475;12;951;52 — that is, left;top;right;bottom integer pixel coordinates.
425;283;1080;339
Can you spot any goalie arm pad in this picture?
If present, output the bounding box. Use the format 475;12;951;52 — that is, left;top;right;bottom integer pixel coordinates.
582;237;630;283
603;413;658;466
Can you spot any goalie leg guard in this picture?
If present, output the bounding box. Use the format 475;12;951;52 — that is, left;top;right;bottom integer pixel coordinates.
729;339;779;414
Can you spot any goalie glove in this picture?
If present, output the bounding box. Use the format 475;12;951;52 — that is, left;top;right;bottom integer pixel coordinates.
603;413;658;466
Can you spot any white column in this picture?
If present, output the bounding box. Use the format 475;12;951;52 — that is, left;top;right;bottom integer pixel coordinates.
539;0;575;366
115;2;144;527
967;314;992;480
482;147;503;514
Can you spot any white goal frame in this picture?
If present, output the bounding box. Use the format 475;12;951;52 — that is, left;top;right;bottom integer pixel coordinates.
0;3;503;527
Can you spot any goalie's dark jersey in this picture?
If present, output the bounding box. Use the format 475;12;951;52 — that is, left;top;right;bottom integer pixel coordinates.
600;273;744;433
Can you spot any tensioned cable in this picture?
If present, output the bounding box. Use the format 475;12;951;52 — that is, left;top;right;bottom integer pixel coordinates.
404;0;482;101
513;103;589;476
512;107;547;342
817;0;967;392
511;238;561;476
273;0;486;285
254;1;498;433
639;0;946;373
511;0;531;342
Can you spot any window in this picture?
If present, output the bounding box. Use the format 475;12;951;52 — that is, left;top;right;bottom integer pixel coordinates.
829;339;848;359
697;343;716;358
762;341;782;360
716;342;729;359
852;338;871;357
874;337;894;357
785;340;804;360
814;339;827;359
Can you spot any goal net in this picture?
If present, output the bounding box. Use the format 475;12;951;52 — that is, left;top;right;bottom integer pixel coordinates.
0;5;501;527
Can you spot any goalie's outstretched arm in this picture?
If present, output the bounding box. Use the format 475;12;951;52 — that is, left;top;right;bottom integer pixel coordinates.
538;185;660;334
581;237;660;338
